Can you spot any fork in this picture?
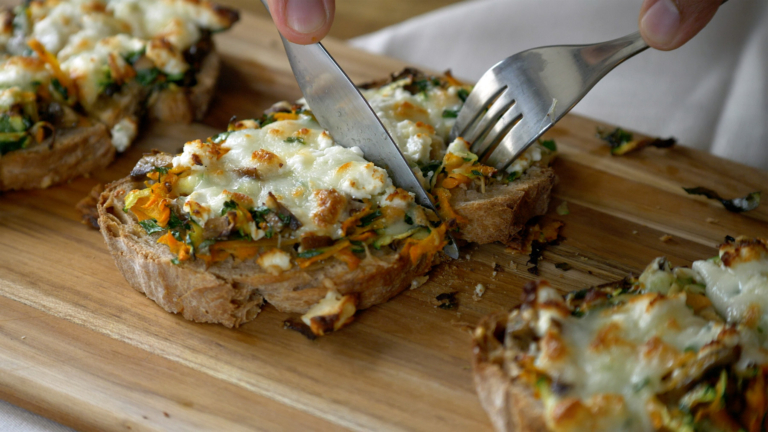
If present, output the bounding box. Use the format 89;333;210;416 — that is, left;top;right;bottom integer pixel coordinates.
450;32;648;171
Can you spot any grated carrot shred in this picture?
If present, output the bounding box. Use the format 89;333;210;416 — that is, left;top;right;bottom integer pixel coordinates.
400;224;447;265
158;232;191;261
27;39;76;100
273;112;299;121
209;240;261;262
296;240;352;269
435;188;468;226
341;201;372;235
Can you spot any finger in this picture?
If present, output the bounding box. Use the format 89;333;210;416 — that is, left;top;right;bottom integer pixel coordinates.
639;0;721;50
267;0;335;45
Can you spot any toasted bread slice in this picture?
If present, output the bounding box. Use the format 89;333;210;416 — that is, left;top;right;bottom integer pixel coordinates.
97;150;554;328
472;311;548;432
473;244;768;432
0;124;113;191
451;166;557;245
97;154;437;327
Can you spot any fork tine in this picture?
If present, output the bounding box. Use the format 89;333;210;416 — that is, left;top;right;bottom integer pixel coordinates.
462;91;516;146
471;104;523;158
484;117;541;171
450;73;507;141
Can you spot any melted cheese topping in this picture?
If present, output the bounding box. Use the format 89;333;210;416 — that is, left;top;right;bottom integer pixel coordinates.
361;79;462;166
692;241;768;335
173;116;402;238
532;288;731;432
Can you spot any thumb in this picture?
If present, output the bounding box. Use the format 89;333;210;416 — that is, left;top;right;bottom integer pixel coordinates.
267;0;335;45
639;0;722;50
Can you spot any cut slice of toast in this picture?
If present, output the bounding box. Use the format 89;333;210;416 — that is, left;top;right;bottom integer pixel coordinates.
98;154;437;327
0;124;113;191
473;240;768;432
97;153;555;328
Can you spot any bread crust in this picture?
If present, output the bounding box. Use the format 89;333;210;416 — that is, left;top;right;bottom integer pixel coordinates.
452;167;557;245
0;48;221;191
472;312;549;432
0;123;113;191
148;50;221;123
97;158;435;327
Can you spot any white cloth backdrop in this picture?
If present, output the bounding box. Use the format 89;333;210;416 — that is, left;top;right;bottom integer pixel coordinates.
2;1;767;430
351;0;768;170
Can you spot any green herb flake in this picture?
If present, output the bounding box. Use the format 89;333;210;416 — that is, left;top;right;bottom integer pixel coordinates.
284;136;305;144
632;378;650;393
296;249;324;259
539;139;557;152
351;247;365;254
420;160;442;178
556;201;570;216
211;131;232;144
135;68;160;86
505;171;521;182
471;169;482;176
51;78;68;99
153;166;169;175
138;219;165;235
359;210;382;227
683;187;761;213
171;257;180;265
404;214;413;225
278;213;291;225
123;48;145;65
442;109;459;119
221;200;239;215
264;228;274;239
457;88;469;102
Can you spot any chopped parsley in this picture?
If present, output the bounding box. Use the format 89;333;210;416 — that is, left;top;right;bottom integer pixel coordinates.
471;170;482;176
404;214;414;225
278;213;292;225
457;88;469;102
296;249;324;259
442;109;459;118
171;258;180;265
221;200;239;215
211;131;232;144
153;166;169;175
250;206;271;223
138;219;165;235
539;139;557;152
284;136;305;144
123;48;145;65
51;78;68;99
506;171;521;182
359;210;382;227
135;68;160;86
420;160;442;178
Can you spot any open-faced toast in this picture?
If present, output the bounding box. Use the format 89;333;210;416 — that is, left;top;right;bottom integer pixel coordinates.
0;0;238;191
96;70;559;331
473;237;768;432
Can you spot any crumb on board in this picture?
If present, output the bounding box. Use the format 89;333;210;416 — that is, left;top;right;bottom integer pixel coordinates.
706;217;719;224
410;275;429;290
20;336;26;340
465;254;471;260
660;234;673;243
509;261;517;270
632;230;638;235
473;284;486;301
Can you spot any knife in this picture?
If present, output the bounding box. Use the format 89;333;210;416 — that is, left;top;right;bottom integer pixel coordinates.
260;1;459;259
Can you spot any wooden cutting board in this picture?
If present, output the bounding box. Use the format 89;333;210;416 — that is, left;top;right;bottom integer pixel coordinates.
1;10;767;432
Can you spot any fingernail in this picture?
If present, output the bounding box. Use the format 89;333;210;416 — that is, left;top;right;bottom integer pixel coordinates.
640;0;681;46
285;0;327;34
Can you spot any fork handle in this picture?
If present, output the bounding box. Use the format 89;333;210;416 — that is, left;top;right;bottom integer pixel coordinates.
580;32;649;81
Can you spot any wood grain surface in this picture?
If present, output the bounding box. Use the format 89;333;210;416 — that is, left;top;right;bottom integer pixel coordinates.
0;9;767;432
217;0;464;40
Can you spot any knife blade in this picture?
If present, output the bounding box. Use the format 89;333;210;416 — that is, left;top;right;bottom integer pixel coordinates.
260;2;459;259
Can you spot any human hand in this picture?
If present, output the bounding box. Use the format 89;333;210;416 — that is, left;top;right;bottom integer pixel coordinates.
266;0;335;45
639;0;723;50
